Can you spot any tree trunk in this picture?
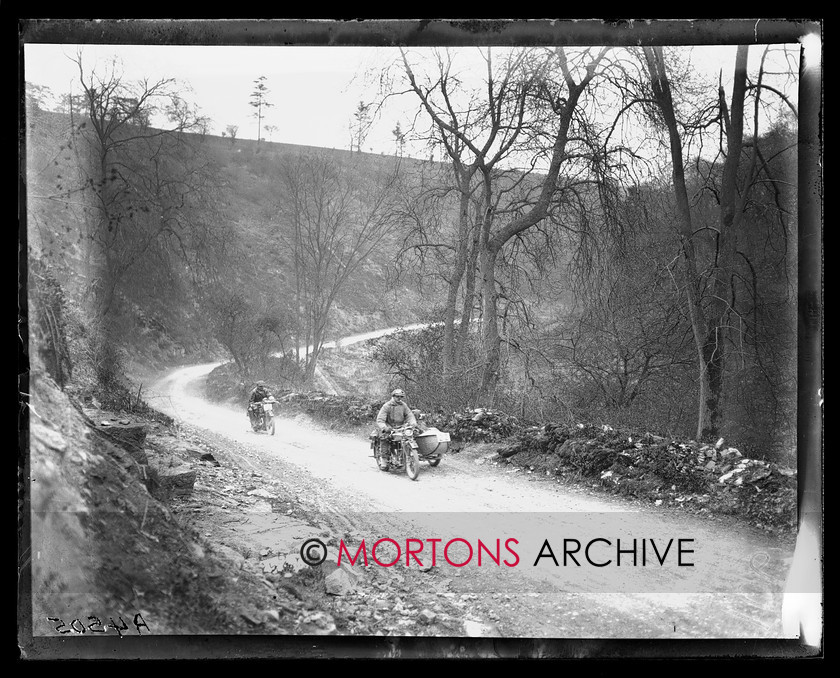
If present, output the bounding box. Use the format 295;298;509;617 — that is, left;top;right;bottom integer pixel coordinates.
701;45;750;438
453;235;479;367
93;144;120;325
441;255;467;375
700;328;725;440
442;171;474;374
478;243;501;398
475;75;585;401
642;45;752;441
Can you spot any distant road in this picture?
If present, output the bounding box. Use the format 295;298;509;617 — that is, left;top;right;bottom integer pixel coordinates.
324;322;441;350
294;322;444;395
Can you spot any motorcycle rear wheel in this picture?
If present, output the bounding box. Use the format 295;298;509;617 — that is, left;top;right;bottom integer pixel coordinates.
428;457;441;467
405;445;420;480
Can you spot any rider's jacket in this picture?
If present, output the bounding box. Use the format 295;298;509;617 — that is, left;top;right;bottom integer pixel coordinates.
376;398;417;430
249;386;270;405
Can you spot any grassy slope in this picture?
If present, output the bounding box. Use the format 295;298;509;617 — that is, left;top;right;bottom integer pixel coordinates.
205;137;432;335
25;108;438;368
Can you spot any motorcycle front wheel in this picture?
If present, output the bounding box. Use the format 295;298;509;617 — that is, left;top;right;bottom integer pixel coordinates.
405;444;420;481
268;416;276;436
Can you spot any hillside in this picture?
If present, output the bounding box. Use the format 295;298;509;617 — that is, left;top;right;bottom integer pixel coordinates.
24;105;440;370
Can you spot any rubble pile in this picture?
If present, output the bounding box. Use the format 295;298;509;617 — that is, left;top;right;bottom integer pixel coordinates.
424;408;522;443
206;366;796;534
275;390;383;426
495;424;797;532
271;393;522;442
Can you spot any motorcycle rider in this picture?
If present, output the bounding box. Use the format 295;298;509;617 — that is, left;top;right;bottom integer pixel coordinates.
376;388;417;462
247;381;272;427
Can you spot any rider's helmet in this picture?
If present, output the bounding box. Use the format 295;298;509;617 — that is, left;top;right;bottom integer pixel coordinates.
391;388;405;398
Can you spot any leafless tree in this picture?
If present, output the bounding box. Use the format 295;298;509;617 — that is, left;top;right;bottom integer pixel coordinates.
409;48;614;400
397;47;541;381
640;44;798;440
66;53;217;323
276;151;403;386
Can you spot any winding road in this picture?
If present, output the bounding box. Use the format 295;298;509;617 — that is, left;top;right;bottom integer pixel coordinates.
140;326;812;641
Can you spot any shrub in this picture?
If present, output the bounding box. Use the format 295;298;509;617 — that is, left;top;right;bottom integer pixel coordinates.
366;317;485;413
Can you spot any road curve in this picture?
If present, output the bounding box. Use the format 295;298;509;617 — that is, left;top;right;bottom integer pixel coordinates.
141;349;805;641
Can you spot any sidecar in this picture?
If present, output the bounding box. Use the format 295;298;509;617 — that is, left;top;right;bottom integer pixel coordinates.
414;427;450;467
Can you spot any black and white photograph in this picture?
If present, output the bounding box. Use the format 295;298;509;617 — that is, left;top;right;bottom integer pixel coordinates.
18;18;823;660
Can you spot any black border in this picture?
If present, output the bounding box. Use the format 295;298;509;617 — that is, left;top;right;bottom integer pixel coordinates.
17;17;823;661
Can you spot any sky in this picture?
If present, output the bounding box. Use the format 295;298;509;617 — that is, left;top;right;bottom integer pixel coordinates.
23;40;804;160
24;44;394;150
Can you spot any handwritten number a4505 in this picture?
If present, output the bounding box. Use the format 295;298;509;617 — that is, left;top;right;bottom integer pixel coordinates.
46;615;146;636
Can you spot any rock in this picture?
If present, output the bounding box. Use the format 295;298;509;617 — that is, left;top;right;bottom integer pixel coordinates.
247;499;273;514
298;611;337;635
176;446;208;462
212;544;246;569
324;566;361;596
418;609;436;625
262;609;281;624
96;422;148;463
719;470;739;484
200;452;220;466
240;611;263;626
497;446;519;459
31;423;68;454
463;619;498;637
247;488;273;499
148;457;196;497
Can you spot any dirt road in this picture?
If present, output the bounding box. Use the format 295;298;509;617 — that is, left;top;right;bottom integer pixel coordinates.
144;361;802;640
